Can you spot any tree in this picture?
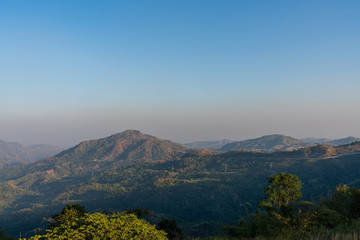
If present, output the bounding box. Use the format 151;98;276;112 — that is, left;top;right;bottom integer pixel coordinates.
22;212;168;240
325;184;360;220
48;204;87;229
157;219;184;240
258;172;303;216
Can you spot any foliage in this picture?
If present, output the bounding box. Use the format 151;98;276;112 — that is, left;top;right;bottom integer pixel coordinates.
21;212;167;240
157;219;184;240
1;141;360;238
48;203;87;229
125;207;150;219
324;184;360;220
0;229;14;240
258;172;302;218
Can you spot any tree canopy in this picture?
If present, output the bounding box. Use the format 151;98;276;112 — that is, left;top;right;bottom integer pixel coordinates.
21;212;167;240
258;172;303;214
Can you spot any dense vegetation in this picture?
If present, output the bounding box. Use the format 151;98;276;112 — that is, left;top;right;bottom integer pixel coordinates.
0;131;359;238
223;173;360;239
17;204;167;240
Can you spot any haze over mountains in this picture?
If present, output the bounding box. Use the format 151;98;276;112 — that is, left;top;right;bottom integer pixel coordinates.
295;136;360;147
184;139;234;150
0;140;63;167
185;135;360;152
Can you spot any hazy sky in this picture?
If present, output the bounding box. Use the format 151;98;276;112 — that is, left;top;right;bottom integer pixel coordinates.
1;0;359;147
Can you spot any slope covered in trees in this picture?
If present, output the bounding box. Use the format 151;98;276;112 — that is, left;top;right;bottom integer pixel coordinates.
220;134;313;152
0;132;359;238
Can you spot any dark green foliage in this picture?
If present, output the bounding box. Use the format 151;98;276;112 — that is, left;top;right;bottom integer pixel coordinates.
324;185;360;220
316;208;344;228
258;172;302;216
0;229;14;240
125;207;150;218
157;219;184;240
48;204;87;229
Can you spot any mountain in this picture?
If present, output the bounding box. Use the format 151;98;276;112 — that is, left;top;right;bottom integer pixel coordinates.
302;137;333;144
1;132;360;238
184;139;234;150
220;134;313;152
326;137;360;146
302;137;360;146
50;129;189;170
0;140;63;167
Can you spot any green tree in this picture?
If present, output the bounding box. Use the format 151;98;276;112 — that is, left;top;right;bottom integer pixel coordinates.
324;184;360;220
48;203;87;229
258;172;303;218
22;212;167;240
157;219;184;240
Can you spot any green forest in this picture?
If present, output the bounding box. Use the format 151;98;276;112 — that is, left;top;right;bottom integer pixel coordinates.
2;172;360;239
0;132;359;239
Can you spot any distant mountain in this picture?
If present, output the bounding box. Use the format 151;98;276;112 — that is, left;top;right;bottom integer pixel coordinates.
0;140;63;167
326;137;360;146
50;130;189;170
184;139;234;150
302;137;360;146
220;134;313;152
302;137;333;144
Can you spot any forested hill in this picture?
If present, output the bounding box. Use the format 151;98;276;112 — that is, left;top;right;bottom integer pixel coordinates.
220;134;313;152
0;140;62;167
0;130;189;181
1;132;360;238
52;129;189;166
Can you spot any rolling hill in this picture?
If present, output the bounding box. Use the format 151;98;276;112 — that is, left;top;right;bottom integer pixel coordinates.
220;134;313;152
0;140;63;167
302;136;360;146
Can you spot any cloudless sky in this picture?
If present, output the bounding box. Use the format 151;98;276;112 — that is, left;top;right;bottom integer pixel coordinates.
1;0;359;147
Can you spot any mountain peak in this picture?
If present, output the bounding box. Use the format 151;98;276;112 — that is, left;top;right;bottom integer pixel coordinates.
52;130;188;169
220;134;311;152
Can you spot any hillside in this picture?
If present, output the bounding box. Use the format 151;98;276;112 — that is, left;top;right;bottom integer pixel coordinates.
0;140;63;167
0;130;189;181
52;129;188;167
302;136;360;146
184;139;233;150
220;134;312;152
326;137;360;146
0;135;360;237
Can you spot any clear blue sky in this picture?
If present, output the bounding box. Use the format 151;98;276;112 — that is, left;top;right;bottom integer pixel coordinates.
1;0;359;147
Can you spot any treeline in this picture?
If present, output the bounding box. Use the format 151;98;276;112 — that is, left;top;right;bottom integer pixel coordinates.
222;172;360;239
0;204;185;240
3;173;360;239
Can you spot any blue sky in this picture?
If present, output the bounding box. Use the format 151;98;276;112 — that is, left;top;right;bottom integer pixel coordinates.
1;0;359;147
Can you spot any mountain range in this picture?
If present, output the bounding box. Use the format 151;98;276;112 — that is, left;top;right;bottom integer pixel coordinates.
219;134;313;152
0;140;63;167
185;135;360;152
1;130;360;238
302;136;360;146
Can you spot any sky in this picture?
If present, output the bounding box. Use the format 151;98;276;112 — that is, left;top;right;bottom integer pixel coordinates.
0;0;359;147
